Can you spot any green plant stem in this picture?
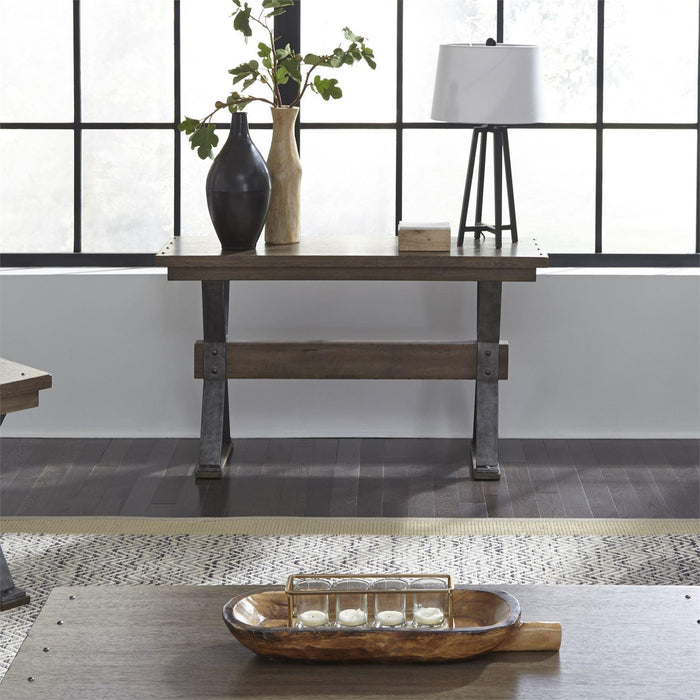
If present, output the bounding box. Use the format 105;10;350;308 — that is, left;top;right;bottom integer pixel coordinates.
290;63;321;108
251;9;283;107
200;94;276;126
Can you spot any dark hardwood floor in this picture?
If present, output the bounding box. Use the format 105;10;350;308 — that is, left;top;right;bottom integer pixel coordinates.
0;438;698;519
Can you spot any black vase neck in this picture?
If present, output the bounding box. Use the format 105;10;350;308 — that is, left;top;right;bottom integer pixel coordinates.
228;112;250;139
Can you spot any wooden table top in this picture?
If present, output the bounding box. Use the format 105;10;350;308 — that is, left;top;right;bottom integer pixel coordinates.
154;235;548;281
0;358;52;416
2;584;697;699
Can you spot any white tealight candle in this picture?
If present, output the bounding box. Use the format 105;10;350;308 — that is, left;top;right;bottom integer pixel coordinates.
337;608;367;627
375;610;405;627
298;610;329;627
413;607;444;627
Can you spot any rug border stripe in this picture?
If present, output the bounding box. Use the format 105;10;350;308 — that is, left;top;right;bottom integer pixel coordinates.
1;517;697;536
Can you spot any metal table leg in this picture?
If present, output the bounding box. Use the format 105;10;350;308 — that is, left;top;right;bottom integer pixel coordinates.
0;412;29;609
196;281;232;479
471;280;502;480
0;544;30;611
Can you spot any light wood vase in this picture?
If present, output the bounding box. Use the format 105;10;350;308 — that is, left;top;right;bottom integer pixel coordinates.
265;107;302;245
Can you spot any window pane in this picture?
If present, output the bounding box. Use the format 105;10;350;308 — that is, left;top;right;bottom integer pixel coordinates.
181;0;272;125
181;127;272;236
604;0;698;122
301;130;395;237
403;0;497;122
403;129;595;254
82;131;173;252
0;131;74;252
603;130;696;253
507;129;596;253
0;0;73;122
81;0;173;122
404;128;512;239
402;129;470;230
505;0;597;122
301;0;395;122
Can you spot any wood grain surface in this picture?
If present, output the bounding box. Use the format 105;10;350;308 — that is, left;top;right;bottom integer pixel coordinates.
223;588;560;662
0;359;52;415
398;226;452;252
1;585;697;699
264;108;302;246
154;235;547;281
193;341;509;380
1;438;697;519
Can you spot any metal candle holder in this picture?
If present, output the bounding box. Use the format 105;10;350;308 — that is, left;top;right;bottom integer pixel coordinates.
285;573;454;628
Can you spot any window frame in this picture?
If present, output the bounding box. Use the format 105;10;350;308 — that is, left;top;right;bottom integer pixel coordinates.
1;0;698;268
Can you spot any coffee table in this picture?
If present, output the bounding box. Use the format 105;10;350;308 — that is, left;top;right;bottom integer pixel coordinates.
2;584;697;699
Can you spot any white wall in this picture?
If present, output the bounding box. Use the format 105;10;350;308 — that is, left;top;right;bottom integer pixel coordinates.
1;268;698;438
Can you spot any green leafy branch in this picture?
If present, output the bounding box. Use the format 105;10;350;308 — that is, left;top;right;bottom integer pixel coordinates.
178;0;376;159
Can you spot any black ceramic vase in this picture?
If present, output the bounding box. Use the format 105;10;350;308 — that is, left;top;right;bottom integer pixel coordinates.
205;113;271;251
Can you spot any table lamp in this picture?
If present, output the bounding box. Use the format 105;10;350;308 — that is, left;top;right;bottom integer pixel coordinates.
431;40;543;248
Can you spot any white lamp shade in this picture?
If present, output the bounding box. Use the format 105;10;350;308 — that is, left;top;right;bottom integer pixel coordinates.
431;43;543;124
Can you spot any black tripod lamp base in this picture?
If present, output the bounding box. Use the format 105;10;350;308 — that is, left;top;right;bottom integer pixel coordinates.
457;125;518;250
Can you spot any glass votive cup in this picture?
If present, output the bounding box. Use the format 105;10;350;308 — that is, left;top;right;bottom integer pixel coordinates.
333;579;369;627
411;578;448;628
293;578;331;628
371;578;408;628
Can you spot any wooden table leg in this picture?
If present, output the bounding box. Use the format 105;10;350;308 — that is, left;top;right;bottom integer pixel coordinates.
196;281;232;479
471;280;502;480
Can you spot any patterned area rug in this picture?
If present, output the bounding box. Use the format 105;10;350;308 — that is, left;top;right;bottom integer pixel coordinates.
2;515;697;535
1;528;698;679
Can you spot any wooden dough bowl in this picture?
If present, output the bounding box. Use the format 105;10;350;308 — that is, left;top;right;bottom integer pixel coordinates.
223;587;561;663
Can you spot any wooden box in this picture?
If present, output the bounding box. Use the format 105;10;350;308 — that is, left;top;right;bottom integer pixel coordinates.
398;222;451;252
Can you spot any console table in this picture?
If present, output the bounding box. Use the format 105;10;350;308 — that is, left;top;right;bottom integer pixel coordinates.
155;235;547;480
